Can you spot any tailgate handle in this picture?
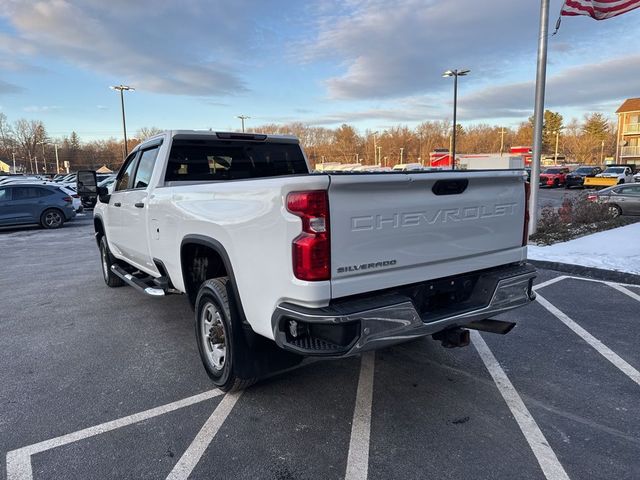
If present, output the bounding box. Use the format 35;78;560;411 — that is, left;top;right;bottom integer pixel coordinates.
432;179;468;195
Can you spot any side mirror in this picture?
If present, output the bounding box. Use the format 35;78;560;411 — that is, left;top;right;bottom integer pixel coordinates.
77;170;97;196
97;186;111;204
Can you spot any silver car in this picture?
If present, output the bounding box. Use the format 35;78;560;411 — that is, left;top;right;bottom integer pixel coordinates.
589;184;640;217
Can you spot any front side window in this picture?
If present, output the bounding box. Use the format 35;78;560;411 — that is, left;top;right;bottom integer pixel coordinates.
115;152;139;191
164;139;308;182
0;187;10;201
132;148;159;189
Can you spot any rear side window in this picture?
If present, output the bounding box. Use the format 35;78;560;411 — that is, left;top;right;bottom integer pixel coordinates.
165;140;308;182
0;187;10;201
13;187;46;199
133;148;159;189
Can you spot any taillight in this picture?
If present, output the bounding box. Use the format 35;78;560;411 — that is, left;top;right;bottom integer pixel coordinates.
587;194;597;202
286;190;330;281
523;181;530;246
62;196;73;203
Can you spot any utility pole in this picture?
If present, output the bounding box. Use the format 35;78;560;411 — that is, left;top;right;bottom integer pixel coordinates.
12;152;16;174
377;146;381;166
600;140;605;163
236;115;250;133
500;128;506;156
529;0;550;236
400;147;404;164
54;144;60;174
110;84;135;159
553;130;560;163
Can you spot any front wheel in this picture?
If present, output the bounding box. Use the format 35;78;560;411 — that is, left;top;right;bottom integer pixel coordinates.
99;236;125;287
40;208;64;229
195;278;256;392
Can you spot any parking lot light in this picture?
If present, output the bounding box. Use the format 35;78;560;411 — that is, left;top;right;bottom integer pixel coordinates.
110;84;135;159
442;69;470;170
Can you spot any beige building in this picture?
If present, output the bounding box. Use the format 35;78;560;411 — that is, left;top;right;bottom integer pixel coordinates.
616;97;640;166
0;159;10;173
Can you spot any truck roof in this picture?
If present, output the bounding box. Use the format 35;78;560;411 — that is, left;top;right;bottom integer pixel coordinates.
141;130;300;146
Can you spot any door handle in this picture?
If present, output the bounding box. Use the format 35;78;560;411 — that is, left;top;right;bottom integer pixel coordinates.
114;202;121;207
134;202;144;208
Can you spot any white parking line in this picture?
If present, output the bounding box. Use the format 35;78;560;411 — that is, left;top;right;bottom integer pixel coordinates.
606;283;640;303
533;275;569;291
471;331;570;480
536;293;640;387
166;391;243;480
345;352;375;480
6;389;223;480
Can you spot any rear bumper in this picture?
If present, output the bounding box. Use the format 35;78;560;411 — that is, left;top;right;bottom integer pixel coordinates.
272;263;536;356
565;176;585;187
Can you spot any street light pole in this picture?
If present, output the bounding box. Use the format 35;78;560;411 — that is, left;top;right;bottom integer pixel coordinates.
443;68;470;170
12;151;16;174
600;140;605;163
400;147;404;164
54;144;60;174
236;115;250;133
37;140;47;173
110;85;135;159
553;130;560;163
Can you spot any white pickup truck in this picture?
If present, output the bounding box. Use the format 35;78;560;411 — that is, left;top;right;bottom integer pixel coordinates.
78;130;536;391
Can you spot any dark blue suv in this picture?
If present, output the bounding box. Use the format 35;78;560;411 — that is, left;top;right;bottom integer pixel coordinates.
0;184;76;229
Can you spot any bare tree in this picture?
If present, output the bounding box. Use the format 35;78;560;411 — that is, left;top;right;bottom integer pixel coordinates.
136;127;163;141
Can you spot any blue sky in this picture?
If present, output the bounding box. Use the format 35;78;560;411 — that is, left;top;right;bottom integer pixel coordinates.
0;0;639;141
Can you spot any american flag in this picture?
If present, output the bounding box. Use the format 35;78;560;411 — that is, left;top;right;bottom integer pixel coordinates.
561;0;640;20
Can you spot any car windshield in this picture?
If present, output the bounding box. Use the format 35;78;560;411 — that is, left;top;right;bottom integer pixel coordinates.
604;167;624;174
543;168;562;174
574;167;594;174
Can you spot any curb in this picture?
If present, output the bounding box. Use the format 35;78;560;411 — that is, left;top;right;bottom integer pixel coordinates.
529;259;640;286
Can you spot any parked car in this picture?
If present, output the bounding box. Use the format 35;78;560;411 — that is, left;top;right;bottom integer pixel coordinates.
539;167;570;187
565;166;602;189
0;184;76;228
588;183;640;217
634;171;640;183
584;165;635;188
77;130;536;392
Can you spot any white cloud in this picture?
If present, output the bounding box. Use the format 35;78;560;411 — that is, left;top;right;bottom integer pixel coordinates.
23;105;61;113
0;0;297;96
460;55;640;119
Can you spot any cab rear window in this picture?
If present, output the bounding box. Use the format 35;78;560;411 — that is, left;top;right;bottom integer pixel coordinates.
165;140;308;182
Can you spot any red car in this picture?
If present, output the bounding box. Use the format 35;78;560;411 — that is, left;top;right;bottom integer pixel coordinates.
539;167;570;187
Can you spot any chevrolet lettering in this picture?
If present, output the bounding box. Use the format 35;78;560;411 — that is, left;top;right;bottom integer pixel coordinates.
351;203;518;231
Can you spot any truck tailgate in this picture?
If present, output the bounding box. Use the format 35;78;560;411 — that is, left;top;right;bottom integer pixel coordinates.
328;171;527;298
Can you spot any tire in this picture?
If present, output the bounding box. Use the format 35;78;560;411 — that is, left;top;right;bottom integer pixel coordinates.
99;236;125;287
195;278;256;392
608;204;622;218
553;179;559;188
618;179;625;185
40;208;64;229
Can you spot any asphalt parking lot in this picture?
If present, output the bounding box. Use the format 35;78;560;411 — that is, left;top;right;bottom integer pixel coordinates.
1;215;639;480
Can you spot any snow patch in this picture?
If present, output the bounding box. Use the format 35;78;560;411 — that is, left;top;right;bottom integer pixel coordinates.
528;222;640;275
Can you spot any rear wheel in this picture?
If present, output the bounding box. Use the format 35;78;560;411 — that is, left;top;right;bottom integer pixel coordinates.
195;278;256;392
99;236;125;287
40;208;64;229
553;178;560;188
608;204;622;218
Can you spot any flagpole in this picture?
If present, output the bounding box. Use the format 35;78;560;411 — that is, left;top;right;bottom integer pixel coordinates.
529;0;550;236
